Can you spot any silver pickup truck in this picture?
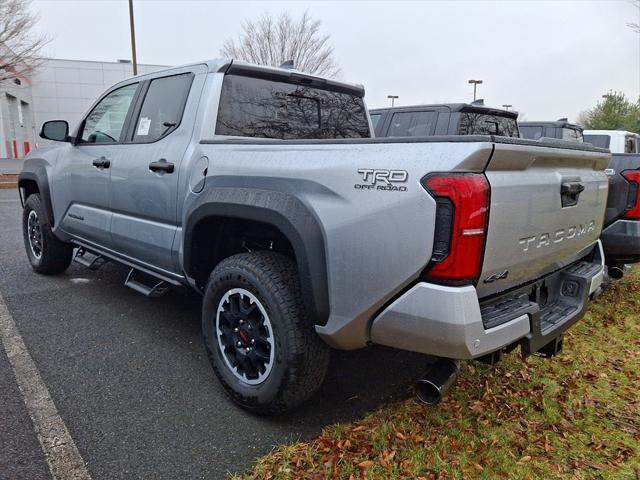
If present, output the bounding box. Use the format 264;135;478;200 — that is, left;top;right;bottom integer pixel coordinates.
19;59;609;413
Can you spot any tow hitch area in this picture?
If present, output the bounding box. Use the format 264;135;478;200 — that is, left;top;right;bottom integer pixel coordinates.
480;260;603;359
537;334;564;358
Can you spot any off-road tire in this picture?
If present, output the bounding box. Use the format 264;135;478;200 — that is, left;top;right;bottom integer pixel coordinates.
202;251;330;414
22;194;73;274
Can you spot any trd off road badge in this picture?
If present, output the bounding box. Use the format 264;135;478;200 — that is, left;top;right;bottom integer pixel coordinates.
355;168;408;192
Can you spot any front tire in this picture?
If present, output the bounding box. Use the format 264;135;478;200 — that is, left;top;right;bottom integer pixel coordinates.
202;251;330;414
22;194;73;274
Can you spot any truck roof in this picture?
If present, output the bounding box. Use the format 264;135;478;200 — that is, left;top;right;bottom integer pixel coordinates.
520;119;582;130
110;58;365;97
370;102;518;119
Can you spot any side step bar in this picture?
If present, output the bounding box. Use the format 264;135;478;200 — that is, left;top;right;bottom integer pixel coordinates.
74;247;109;270
124;269;170;298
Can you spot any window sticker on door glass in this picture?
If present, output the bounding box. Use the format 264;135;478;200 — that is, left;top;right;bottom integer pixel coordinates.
137;117;151;136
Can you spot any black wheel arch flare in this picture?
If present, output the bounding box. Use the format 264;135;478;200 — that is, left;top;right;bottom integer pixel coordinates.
183;185;330;326
17;158;55;227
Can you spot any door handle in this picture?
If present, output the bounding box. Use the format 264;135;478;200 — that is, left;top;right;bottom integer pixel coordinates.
92;157;110;169
149;159;174;174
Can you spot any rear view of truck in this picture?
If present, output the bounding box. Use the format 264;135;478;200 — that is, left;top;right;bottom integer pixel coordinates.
368;138;609;400
188;63;612;412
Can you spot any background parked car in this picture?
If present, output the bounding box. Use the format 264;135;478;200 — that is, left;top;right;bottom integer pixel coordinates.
369;101;519;138
601;152;640;278
584;130;640;153
519;119;584;142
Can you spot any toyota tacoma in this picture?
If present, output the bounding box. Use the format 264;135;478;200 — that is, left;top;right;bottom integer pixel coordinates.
19;59;609;413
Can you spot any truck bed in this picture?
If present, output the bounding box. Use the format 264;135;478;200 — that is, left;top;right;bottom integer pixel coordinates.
198;135;610;349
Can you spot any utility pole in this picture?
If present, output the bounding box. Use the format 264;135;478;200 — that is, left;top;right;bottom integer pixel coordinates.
502;104;512;111
128;0;138;76
468;79;483;101
387;95;399;107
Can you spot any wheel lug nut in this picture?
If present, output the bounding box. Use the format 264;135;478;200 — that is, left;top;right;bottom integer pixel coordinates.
233;327;239;332
236;341;242;347
246;347;251;352
239;319;244;325
251;339;255;344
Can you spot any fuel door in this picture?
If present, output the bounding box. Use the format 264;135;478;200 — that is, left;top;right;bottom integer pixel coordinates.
189;156;209;194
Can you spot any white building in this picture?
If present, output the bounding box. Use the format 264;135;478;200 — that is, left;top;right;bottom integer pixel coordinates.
0;58;166;158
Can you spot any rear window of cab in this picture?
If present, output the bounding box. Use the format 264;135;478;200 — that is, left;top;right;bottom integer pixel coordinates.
215;74;371;139
458;111;519;137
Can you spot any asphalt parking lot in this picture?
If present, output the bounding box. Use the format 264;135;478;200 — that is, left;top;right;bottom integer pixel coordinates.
0;188;429;480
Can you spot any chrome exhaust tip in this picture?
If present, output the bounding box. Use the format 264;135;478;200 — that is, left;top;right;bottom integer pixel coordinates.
608;266;624;280
415;358;460;406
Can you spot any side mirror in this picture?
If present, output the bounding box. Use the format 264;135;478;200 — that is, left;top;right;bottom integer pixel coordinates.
40;120;70;142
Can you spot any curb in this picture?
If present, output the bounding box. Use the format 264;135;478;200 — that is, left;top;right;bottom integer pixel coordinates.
0;174;18;189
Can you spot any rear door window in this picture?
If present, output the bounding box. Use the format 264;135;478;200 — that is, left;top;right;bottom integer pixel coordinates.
215;74;370;139
387;112;413;137
387;111;436;137
132;73;194;142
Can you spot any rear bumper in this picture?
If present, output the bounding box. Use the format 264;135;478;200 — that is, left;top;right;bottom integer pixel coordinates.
601;219;640;265
370;242;604;359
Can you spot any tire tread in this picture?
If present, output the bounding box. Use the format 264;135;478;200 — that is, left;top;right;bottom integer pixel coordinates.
22;194;73;275
204;251;330;414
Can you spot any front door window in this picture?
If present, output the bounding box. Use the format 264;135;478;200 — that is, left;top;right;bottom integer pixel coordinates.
81;83;138;144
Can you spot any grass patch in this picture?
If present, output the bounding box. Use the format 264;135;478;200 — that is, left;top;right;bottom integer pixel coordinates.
232;269;640;479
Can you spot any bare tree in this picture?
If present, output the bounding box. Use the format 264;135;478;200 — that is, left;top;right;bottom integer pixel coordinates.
0;0;49;83
629;0;640;33
221;11;341;78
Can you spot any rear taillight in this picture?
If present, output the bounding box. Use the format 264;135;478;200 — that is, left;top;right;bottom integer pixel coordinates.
622;170;640;220
422;173;490;283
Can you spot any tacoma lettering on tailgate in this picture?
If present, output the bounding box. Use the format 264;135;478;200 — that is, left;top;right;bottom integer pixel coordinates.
519;220;596;252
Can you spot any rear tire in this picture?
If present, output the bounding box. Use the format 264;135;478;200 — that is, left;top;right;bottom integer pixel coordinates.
22;194;73;274
202;251;330;414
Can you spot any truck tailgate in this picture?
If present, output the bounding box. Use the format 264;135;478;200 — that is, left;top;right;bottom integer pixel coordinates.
477;141;610;298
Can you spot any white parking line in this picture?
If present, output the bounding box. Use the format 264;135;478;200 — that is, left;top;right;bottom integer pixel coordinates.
0;291;92;480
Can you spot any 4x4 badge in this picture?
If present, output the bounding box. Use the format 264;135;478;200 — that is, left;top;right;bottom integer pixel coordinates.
483;270;509;284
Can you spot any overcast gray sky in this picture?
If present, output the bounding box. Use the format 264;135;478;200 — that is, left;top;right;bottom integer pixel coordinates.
31;0;639;121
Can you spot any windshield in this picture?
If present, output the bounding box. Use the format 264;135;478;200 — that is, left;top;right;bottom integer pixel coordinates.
584;134;611;149
215;74;371;139
458;111;519;137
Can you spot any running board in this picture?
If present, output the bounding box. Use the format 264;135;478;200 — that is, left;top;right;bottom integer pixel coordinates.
124;269;170;298
74;247;109;270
